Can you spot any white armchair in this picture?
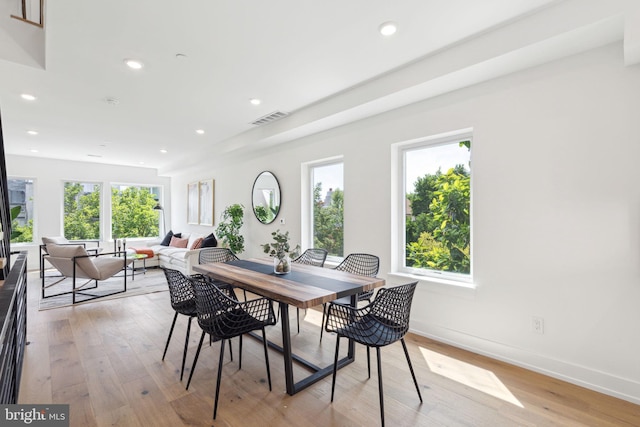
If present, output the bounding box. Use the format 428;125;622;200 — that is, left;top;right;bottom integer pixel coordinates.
42;244;133;303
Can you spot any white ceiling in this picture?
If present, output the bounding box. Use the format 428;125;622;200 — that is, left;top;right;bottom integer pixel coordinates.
0;0;636;174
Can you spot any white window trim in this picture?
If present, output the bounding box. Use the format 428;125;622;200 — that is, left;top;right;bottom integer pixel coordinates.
391;128;474;286
301;155;344;263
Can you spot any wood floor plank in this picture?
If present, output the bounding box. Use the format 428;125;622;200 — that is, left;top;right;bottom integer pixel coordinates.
17;269;640;427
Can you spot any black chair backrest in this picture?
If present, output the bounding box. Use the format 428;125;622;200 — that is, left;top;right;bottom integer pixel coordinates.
293;248;328;267
370;282;418;339
190;274;274;340
199;247;239;264
334;253;379;277
161;267;196;312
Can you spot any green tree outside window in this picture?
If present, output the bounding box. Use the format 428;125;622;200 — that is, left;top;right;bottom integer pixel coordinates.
64;182;101;240
405;140;471;274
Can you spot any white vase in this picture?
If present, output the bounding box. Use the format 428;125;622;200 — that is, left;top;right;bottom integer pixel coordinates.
274;254;291;274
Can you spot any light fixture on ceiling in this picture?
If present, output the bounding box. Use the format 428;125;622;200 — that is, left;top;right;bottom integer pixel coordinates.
27;130;38;135
21;93;36;101
124;59;144;70
30;149;38;153
175;53;187;59
250;98;261;105
195;129;205;135
379;21;398;36
160;149;168;153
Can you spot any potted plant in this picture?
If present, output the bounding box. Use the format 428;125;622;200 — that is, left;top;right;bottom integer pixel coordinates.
215;204;245;254
262;229;300;274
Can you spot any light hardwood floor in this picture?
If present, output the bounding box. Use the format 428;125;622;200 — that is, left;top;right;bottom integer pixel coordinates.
19;271;640;426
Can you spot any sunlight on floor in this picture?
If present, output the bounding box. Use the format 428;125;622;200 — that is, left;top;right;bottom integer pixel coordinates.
299;307;324;327
420;347;524;408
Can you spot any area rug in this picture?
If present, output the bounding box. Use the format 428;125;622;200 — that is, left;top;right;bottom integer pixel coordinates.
37;267;168;310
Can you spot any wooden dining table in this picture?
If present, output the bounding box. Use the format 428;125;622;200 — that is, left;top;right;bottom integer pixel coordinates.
192;257;386;395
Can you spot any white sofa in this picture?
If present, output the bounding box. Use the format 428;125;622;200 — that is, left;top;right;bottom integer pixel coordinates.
131;233;213;275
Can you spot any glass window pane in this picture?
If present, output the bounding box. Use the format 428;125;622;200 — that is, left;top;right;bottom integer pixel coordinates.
111;184;162;239
311;162;344;258
63;182;101;240
8;178;34;243
404;138;471;276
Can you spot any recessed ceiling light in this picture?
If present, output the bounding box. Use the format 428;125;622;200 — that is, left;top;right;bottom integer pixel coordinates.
30;149;39;153
379;21;398;36
160;149;168;153
21;94;36;101
27;130;38;135
139;161;145;165
250;98;261;105
124;59;144;70
195;129;205;135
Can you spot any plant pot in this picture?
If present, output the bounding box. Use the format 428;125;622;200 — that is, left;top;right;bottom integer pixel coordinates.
274;254;291;274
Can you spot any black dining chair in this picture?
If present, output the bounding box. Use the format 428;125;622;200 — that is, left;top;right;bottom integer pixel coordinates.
282;248;329;333
160;267;235;380
292;248;328;267
324;282;422;427
185;274;277;420
320;253;380;341
160;267;198;381
198;247;246;300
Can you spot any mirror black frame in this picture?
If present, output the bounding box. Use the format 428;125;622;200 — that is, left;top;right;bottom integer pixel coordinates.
252;171;281;224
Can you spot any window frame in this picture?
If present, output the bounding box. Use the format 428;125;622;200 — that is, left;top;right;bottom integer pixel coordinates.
110;182;163;241
392;129;473;284
7;177;35;244
62;180;103;241
302;156;344;264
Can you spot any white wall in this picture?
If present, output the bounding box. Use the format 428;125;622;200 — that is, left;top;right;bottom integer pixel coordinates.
6;155;171;270
7;41;638;404
171;43;640;403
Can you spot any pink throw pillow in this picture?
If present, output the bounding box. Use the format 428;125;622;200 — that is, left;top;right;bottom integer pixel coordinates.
190;237;203;250
169;236;189;248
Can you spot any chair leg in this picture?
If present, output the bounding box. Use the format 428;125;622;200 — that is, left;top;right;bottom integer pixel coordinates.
261;327;272;391
320;303;326;342
401;338;423;402
228;339;233;361
367;346;371;379
376;347;385;427
180;316;192;381
162;312;178;360
238;335;243;370
213;339;226;420
330;336;340;402
185;331;206;390
296;308;300;333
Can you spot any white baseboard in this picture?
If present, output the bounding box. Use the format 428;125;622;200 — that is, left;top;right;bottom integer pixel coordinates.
410;323;640;405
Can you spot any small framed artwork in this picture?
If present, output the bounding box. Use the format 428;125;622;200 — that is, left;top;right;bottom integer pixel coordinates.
199;179;215;226
187;182;199;225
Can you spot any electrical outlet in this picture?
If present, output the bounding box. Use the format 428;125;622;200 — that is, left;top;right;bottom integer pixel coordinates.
532;316;544;334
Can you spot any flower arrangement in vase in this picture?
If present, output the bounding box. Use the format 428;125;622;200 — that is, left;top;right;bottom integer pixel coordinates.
262;229;300;274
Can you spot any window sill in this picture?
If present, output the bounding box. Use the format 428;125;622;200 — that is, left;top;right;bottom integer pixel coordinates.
388;271;477;298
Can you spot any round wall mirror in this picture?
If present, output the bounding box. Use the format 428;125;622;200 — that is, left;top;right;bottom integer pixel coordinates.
252;171;281;224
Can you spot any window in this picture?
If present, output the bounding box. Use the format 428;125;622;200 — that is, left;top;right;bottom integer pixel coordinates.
111;184;162;239
398;131;471;280
63;182;101;240
8;178;34;243
309;160;344;259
